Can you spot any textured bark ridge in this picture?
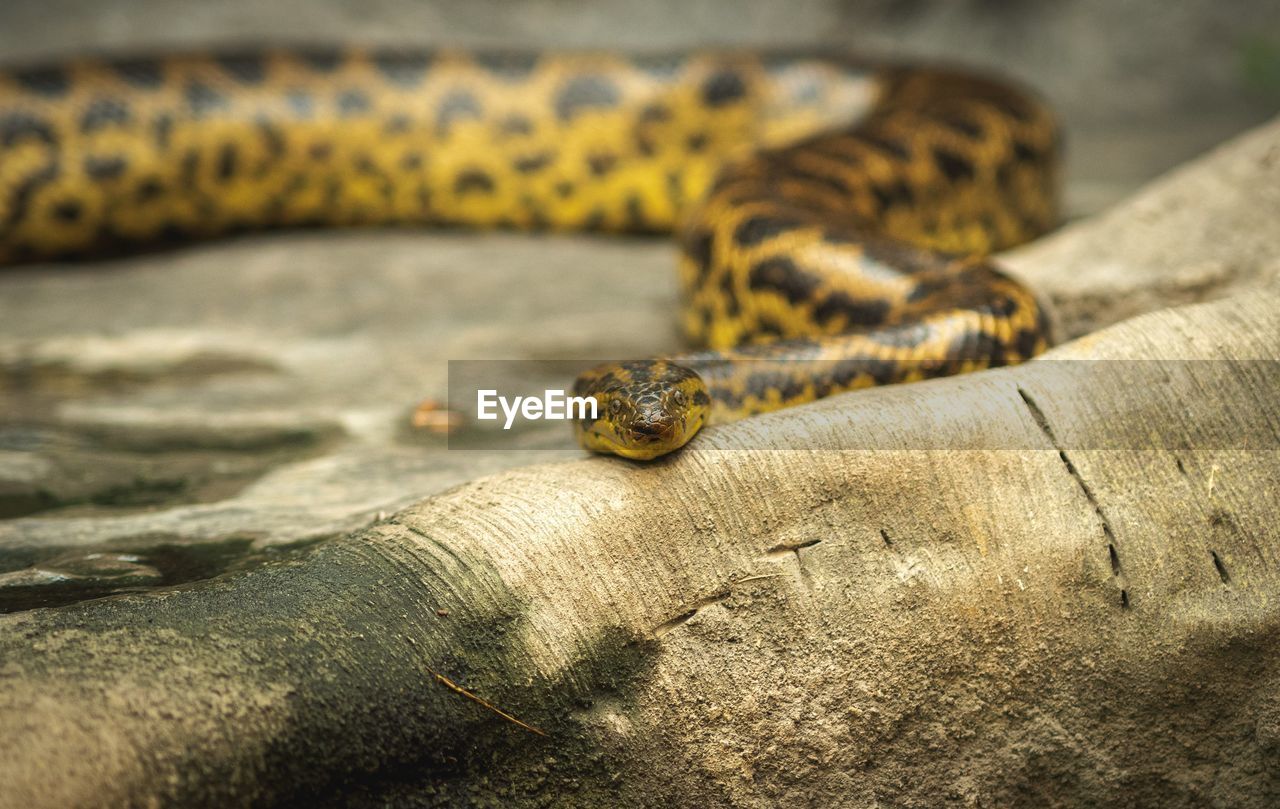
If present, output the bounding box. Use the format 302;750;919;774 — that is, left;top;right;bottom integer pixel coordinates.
0;121;1277;808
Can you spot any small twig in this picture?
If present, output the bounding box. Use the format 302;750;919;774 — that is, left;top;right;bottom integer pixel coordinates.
425;665;547;737
734;573;785;584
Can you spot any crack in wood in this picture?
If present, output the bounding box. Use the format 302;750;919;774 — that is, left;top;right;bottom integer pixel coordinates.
651;590;732;637
763;537;822;559
1211;549;1232;584
1018;386;1130;608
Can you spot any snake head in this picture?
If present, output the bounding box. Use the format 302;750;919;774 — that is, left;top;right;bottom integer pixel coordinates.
573;360;711;460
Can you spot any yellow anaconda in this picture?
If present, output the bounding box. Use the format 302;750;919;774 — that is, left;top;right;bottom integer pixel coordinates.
0;48;1059;459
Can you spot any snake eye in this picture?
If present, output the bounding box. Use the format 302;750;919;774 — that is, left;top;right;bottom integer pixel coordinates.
609;399;624;415
672;390;686;406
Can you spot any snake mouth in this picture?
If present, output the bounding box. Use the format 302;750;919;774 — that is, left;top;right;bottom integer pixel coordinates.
587;413;704;461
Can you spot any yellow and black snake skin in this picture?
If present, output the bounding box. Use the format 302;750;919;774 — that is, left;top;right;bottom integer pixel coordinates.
0;48;1059;459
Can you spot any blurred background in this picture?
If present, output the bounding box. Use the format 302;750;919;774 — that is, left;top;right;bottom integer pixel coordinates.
1;0;1277;215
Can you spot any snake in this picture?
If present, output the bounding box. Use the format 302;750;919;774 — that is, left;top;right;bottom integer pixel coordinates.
0;48;1059;460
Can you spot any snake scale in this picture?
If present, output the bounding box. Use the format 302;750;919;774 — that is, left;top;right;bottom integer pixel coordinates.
0;48;1059;459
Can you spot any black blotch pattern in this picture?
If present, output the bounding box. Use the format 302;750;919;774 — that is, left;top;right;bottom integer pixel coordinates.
932;147;975;182
625;195;646;229
400;152;423;172
681;229;715;272
810;139;865;167
694;304;716;333
281;174;308;196
158;222;189;244
858;132;910;160
717;268;737;300
947;328;1003;365
474;52;539;79
6;242;37;262
262;193;289;220
255;119;287;162
180;150;200;186
870;179;915;211
995;160;1018;190
813;291;890;328
1015;327;1043;359
635;131;657;157
835;356;901;387
1012;139;1040;162
152;114;174;149
939;114;982;138
640;103;671;122
733;214;802;246
374;51;433;87
588;153;617;176
216;144;238;181
185;80;228;117
436;90;482;134
686;132;709;152
555;75;619;120
85;156;127;181
111;58;164;89
635;53;686;79
702;69;747;107
53;200;82;223
727;291;747;317
869;183;892;211
523;195;550;230
12;66;69;97
300;49;345;73
323;177;343;206
1;113;55;147
985;294;1018;318
337;89;371;117
996;97;1035;123
80;98;131;132
722;286;742;317
217;53;267;84
383;114;412;134
3;163;59;229
136;178;165;203
749;256;821;306
454;169;495;195
753;316;786;339
778;375;812;403
889;179;916;206
906;276;952;303
767;154;851;197
499;115;533;135
554;180;574;198
514;152;553;173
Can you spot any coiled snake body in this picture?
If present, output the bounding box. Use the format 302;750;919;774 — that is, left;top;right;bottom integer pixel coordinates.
0;48;1059;459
